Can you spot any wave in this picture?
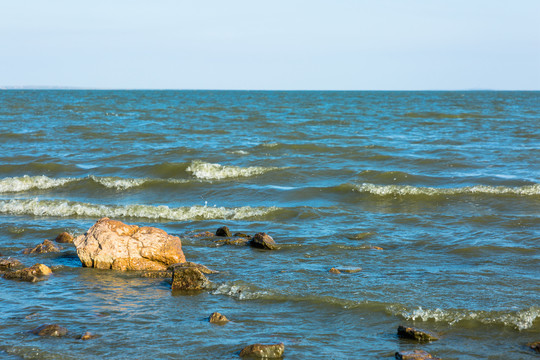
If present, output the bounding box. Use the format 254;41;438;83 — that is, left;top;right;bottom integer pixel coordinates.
388;305;540;331
186;160;279;180
0;198;279;221
349;183;540;197
0;175;192;193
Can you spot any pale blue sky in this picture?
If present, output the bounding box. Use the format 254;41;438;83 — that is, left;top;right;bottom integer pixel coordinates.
1;0;539;90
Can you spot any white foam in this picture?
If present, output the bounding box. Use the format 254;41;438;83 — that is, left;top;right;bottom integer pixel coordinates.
0;175;74;193
186;160;278;180
212;282;269;300
89;176;147;190
0;198;279;221
390;305;540;330
354;183;540;196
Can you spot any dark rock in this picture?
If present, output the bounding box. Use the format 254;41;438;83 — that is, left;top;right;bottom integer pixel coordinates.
529;341;540;353
249;233;277;250
0;258;23;271
22;239;61;254
329;267;341;274
216;226;232;237
3;263;52;282
168;261;218;274
171;266;209;291
397;325;439;342
209;312;229;324
239;343;284;358
395;350;442;359
55;232;74;243
31;324;68;337
77;331;99;340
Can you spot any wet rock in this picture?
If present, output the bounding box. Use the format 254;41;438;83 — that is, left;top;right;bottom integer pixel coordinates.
168;261;218;274
249;233;277;250
171;266;209;291
529;341;540;353
140;270;173;278
22;239;61;254
3;263;52;282
234;233;252;239
31;324;68;337
397;325;439;342
0;258;23;271
209;312;229;324
55;232;74;244
395;350;442;360
193;231;215;238
74;217;186;271
239;343;284;358
329;267;341;274
216;226;232;237
78;331;99;340
215;237;250;247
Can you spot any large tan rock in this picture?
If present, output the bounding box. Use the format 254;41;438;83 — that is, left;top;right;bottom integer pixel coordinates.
74;218;185;271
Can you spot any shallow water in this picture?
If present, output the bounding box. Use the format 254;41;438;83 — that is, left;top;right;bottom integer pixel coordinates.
0;90;539;359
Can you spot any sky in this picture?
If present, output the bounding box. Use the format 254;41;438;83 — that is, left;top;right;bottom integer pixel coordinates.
1;0;539;90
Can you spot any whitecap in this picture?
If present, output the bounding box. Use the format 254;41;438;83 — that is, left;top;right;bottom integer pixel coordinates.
186;160;279;180
0;175;74;193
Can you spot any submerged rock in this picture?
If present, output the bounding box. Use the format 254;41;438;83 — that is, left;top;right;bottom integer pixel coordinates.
216;226;232;237
214;237;250;247
31;324;68;337
55;232;74;244
249;233;277;250
329;267;341;274
239;343;284;358
395;350;442;360
397;325;439;342
23;239;61;254
74;217;186;271
0;258;23;271
3;263;52;282
330;267;362;273
209;312;229;324
234;233;252;239
193;231;215;238
529;341;540;353
171;266;209;291
78;331;99;340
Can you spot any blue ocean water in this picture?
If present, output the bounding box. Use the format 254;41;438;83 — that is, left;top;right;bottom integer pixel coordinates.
0;90;539;359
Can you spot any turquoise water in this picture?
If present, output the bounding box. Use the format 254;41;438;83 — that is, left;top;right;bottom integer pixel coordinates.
0;90;539;359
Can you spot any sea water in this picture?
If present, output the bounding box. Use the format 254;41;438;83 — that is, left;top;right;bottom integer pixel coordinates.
0;90;538;359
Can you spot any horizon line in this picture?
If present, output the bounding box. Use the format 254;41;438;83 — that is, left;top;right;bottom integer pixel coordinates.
1;86;538;91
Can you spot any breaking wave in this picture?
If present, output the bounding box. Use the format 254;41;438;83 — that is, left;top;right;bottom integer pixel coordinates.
186;160;279;180
0;175;73;193
389;305;540;331
351;183;540;197
0;199;279;221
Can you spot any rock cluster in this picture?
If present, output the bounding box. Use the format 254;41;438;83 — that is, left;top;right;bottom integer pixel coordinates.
74;217;185;271
194;227;278;250
2;263;52;282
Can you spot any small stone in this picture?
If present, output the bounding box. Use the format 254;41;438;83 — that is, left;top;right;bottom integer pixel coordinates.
249;233;277;250
78;331;99;340
209;312;229;324
3;263;52;282
216;226;232;237
22;239;61;254
329;268;341;274
529;341;540;353
31;324;68;337
0;258;23;271
55;232;74;243
240;343;284;358
395;350;442;360
397;325;439;342
171;267;210;291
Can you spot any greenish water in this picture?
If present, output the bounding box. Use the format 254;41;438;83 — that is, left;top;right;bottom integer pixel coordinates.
0;90;539;359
